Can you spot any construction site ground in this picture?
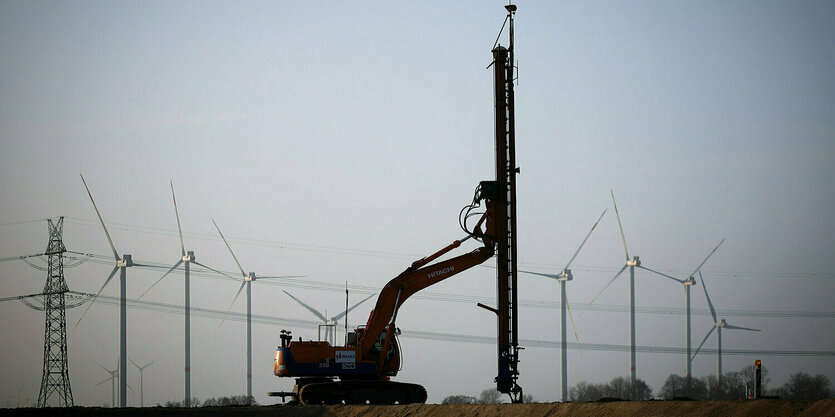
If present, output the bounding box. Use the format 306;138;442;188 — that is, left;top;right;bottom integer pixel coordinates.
4;399;834;417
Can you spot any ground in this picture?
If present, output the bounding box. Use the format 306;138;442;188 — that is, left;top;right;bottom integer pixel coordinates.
3;399;833;417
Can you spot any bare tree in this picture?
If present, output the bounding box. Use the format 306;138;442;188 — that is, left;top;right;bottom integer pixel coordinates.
478;388;502;404
568;381;605;402
740;364;770;393
631;378;654;400
605;376;630;399
774;372;832;400
442;394;477;404
659;374;706;400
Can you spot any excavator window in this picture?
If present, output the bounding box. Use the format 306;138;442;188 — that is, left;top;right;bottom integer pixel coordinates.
369;329;399;361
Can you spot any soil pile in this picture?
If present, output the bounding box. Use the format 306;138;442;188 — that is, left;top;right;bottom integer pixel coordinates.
2;399;833;417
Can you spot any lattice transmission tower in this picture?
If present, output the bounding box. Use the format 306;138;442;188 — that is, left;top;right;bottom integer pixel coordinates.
36;216;74;407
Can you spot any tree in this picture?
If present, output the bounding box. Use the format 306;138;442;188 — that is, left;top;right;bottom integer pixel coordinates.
523;393;536;403
720;371;746;400
659;374;706;400
442;395;477;404
740;364;770;393
604;376;630;399
775;372;832;400
568;381;605;402
631;378;654;400
478;388;502;404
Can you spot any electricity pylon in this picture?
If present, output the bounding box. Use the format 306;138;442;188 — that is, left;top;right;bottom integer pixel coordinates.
37;217;74;407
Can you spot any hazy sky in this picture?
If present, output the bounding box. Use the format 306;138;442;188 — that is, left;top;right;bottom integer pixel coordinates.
1;0;833;406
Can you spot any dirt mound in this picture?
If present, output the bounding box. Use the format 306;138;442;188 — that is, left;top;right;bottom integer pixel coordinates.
3;399;833;417
327;400;834;417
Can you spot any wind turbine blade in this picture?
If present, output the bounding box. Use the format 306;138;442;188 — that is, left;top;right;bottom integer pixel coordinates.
723;324;761;332
96;363;112;373
129;262;164;269
699;271;718;322
171;180;185;257
192;261;238;280
212;219;247;278
691;238;725;277
564;285;583;358
282;290;327;322
137;260;182;300
74;266;119;327
692;325;717;361
94;377;113;387
80;174;119;261
332;293;376;321
611;190;630;261
587;264;627;307
564;208;607;271
129;359;140;370
517;269;561;280
257;275;306;279
219;281;246;327
638;265;686;284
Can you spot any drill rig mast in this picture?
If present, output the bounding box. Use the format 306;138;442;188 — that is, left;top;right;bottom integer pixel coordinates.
486;3;523;403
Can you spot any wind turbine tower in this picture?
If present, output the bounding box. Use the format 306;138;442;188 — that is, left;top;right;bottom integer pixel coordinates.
94;363;118;408
139;181;226;407
517;208;606;401
608;190;641;398
693;271;760;385
77;174;155;407
130;359;153;407
213;220;300;403
634;238;725;377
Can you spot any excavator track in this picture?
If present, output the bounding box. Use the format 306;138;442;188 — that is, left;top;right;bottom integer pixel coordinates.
298;380;427;405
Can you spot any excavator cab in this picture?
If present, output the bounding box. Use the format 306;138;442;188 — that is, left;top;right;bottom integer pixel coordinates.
369;327;402;375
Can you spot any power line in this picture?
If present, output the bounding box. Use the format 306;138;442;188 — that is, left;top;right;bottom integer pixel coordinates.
58;217;834;280
5;251;834;319
53;291;835;358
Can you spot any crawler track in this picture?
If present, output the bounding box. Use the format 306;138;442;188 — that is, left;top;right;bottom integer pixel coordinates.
298;380;427;405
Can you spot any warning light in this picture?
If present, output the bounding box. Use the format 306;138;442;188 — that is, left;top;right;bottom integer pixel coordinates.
755;359;761;368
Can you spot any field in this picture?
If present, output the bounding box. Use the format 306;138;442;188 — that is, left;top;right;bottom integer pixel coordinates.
3;399;834;417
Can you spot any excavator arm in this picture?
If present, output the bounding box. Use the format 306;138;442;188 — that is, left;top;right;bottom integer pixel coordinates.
358;185;498;367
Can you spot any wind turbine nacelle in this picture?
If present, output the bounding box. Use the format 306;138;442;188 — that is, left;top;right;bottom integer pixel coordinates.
627;256;640;267
117;254;133;268
245;272;256;282
684;276;696;286
718;319;727;327
558;270;572;281
183;251;195;262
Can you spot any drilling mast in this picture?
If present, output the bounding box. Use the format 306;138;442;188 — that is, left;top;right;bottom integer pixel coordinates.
492;3;523;403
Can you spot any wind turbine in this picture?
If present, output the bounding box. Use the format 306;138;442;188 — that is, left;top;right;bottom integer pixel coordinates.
585;191;645;398
77;174;156;408
282;290;376;345
693;271;760;386
212;219;301;404
129;359;153;407
137;181;228;407
638;238;726;378
94;363;118;408
516;208;606;402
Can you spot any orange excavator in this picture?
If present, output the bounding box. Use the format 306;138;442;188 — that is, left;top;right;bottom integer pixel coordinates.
271;4;523;405
271;182;498;404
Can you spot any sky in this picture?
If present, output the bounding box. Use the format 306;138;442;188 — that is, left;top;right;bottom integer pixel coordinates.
1;0;834;407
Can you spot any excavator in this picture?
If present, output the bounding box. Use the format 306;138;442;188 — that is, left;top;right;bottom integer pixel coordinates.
272;182;498;404
271;3;523;405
